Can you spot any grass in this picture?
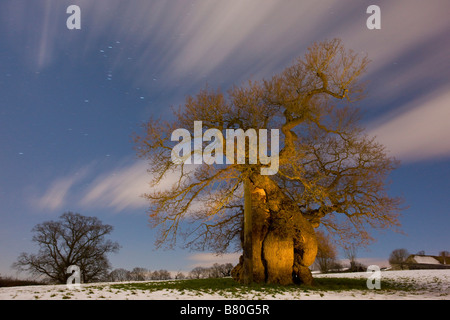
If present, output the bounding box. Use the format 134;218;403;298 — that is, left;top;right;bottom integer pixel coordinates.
109;277;409;298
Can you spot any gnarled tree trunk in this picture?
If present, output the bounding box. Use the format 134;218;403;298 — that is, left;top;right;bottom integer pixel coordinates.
232;180;318;285
263;229;294;285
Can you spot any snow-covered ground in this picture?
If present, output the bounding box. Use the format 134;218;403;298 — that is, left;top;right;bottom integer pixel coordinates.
0;269;448;300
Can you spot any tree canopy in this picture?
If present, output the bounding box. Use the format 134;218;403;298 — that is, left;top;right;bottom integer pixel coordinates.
134;38;402;258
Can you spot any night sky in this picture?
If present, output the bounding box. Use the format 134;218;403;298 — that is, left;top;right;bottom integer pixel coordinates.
1;0;449;277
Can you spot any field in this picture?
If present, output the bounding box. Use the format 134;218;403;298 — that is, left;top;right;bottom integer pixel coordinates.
0;269;448;300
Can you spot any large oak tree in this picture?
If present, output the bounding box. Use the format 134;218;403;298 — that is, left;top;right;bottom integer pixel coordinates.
134;39;402;285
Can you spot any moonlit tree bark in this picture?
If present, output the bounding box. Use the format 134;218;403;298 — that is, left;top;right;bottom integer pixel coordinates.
134;39;403;285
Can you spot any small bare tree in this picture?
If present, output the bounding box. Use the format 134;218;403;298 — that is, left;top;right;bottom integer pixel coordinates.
344;244;358;271
157;269;172;280
314;230;338;273
388;248;410;270
130;267;149;281
439;251;449;265
344;244;367;272
13;212;120;283
108;268;131;282
189;266;207;279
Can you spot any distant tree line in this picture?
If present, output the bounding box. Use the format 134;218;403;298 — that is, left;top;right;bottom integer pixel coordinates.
187;263;234;279
105;263;234;282
106;267;171;282
312;230;367;273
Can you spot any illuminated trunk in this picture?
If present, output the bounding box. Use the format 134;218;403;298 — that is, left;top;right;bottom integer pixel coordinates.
232;179;318;286
262;229;294;285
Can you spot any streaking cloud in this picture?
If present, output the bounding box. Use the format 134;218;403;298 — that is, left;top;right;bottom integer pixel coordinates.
80;161;150;212
366;86;450;162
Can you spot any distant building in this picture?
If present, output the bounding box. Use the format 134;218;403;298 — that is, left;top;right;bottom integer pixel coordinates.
403;254;450;270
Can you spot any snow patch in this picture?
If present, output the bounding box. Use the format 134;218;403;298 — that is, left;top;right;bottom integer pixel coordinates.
0;269;448;300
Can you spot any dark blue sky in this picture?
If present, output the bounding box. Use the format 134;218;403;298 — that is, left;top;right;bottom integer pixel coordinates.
1;0;449;277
